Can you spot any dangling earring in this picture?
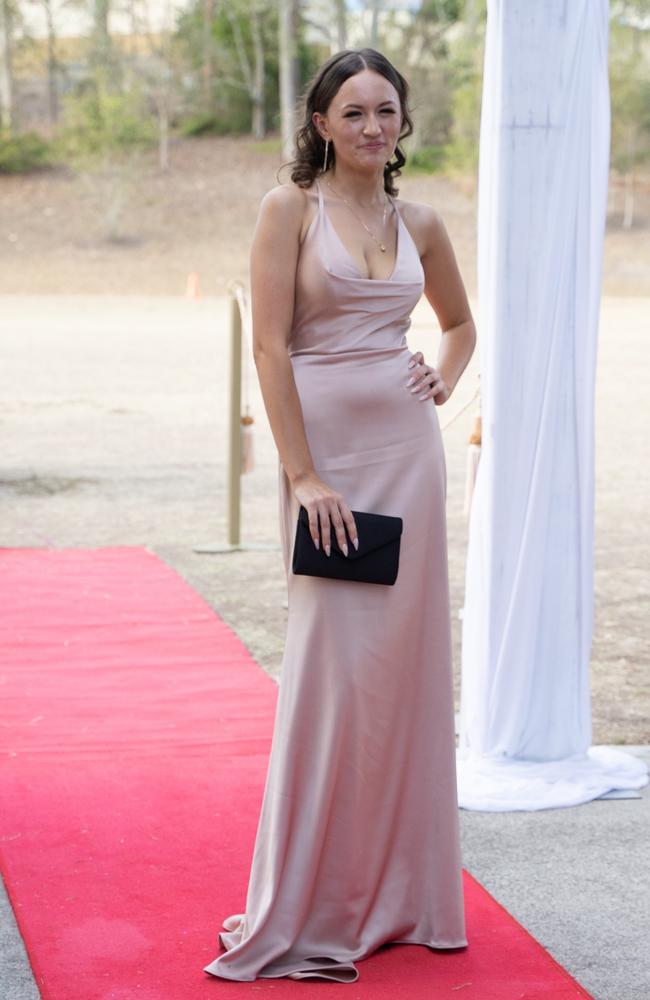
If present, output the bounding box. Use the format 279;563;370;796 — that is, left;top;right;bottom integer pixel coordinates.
322;138;329;172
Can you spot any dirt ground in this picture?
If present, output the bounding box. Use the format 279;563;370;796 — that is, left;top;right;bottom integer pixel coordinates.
1;134;650;298
0;135;648;744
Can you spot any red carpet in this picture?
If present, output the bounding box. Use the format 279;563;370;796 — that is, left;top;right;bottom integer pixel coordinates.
0;546;593;999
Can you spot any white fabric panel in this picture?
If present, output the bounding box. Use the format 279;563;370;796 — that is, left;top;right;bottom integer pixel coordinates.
456;0;648;810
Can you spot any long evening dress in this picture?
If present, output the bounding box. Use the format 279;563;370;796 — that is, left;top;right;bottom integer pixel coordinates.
203;177;467;983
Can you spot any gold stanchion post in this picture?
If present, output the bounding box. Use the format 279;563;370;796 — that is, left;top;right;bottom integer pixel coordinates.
227;292;242;547
193;284;280;555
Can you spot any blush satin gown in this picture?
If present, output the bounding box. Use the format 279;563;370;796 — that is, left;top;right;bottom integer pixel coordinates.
203;177;467;983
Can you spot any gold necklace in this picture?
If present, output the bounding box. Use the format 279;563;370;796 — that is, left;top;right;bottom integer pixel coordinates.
325;178;391;253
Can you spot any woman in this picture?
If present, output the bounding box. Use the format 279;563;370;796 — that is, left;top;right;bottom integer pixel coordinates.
204;47;476;984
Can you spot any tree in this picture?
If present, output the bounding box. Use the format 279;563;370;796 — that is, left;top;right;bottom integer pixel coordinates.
123;0;186;170
0;0;15;130
202;0;215;110
279;0;299;154
24;0;61;126
177;0;278;137
609;0;650;227
41;0;60;125
367;0;381;48
58;83;156;239
225;0;270;138
333;0;347;51
90;0;112;77
383;0;483;163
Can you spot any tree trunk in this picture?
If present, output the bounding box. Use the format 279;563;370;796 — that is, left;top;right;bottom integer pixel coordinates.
368;0;381;48
158;99;169;171
250;1;265;138
202;0;215;112
623;169;634;229
92;0;112;81
0;0;14;131
43;0;58;126
334;0;347;51
279;0;299;159
622;21;640;230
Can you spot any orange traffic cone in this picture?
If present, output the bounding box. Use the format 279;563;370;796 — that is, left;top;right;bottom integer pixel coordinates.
185;272;200;299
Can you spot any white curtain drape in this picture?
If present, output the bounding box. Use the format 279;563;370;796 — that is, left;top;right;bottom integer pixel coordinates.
456;0;648;811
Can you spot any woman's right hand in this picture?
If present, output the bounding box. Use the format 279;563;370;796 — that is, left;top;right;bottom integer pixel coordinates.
292;471;359;557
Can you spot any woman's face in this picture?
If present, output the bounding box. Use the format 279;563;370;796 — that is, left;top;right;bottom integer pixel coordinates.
313;68;403;172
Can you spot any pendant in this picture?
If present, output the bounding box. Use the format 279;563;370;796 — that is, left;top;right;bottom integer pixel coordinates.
379;243;386;252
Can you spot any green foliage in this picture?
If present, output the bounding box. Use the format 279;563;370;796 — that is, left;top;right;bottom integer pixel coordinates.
609;16;650;174
0;130;52;174
441;84;481;174
438;33;483;175
56;83;157;166
419;0;464;28
384;0;485;172
297;41;323;99
180;111;232;136
179;112;219;137
176;0;280;135
404;144;447;174
406;62;454;149
52;80;157;242
178;86;255;136
610;0;650;20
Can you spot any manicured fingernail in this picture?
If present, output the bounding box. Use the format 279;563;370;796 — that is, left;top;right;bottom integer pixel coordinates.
410;386;420;394
405;377;415;386
325;543;331;556
341;543;348;556
418;392;428;400
408;359;416;368
352;538;359;550
314;538;319;550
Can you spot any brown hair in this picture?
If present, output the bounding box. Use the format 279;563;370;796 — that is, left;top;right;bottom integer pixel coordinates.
282;48;414;197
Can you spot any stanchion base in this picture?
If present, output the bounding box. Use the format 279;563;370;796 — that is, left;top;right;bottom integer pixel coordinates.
192;542;281;554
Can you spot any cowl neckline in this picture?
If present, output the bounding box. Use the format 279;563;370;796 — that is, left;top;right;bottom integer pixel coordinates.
314;177;404;283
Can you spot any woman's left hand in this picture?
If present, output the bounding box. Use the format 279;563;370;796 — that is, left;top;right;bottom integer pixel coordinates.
406;351;451;405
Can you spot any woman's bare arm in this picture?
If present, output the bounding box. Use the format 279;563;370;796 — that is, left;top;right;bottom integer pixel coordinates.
250;184;315;486
415;204;477;402
250;184;358;555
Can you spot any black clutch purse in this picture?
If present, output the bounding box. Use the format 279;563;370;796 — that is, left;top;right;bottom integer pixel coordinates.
291;505;403;585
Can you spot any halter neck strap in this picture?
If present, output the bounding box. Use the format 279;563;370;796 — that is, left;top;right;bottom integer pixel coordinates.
317;175;395;211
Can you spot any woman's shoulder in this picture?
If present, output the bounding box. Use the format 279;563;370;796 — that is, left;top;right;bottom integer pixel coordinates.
259;180;315;216
393;194;443;231
257;182;317;246
393;195;447;256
